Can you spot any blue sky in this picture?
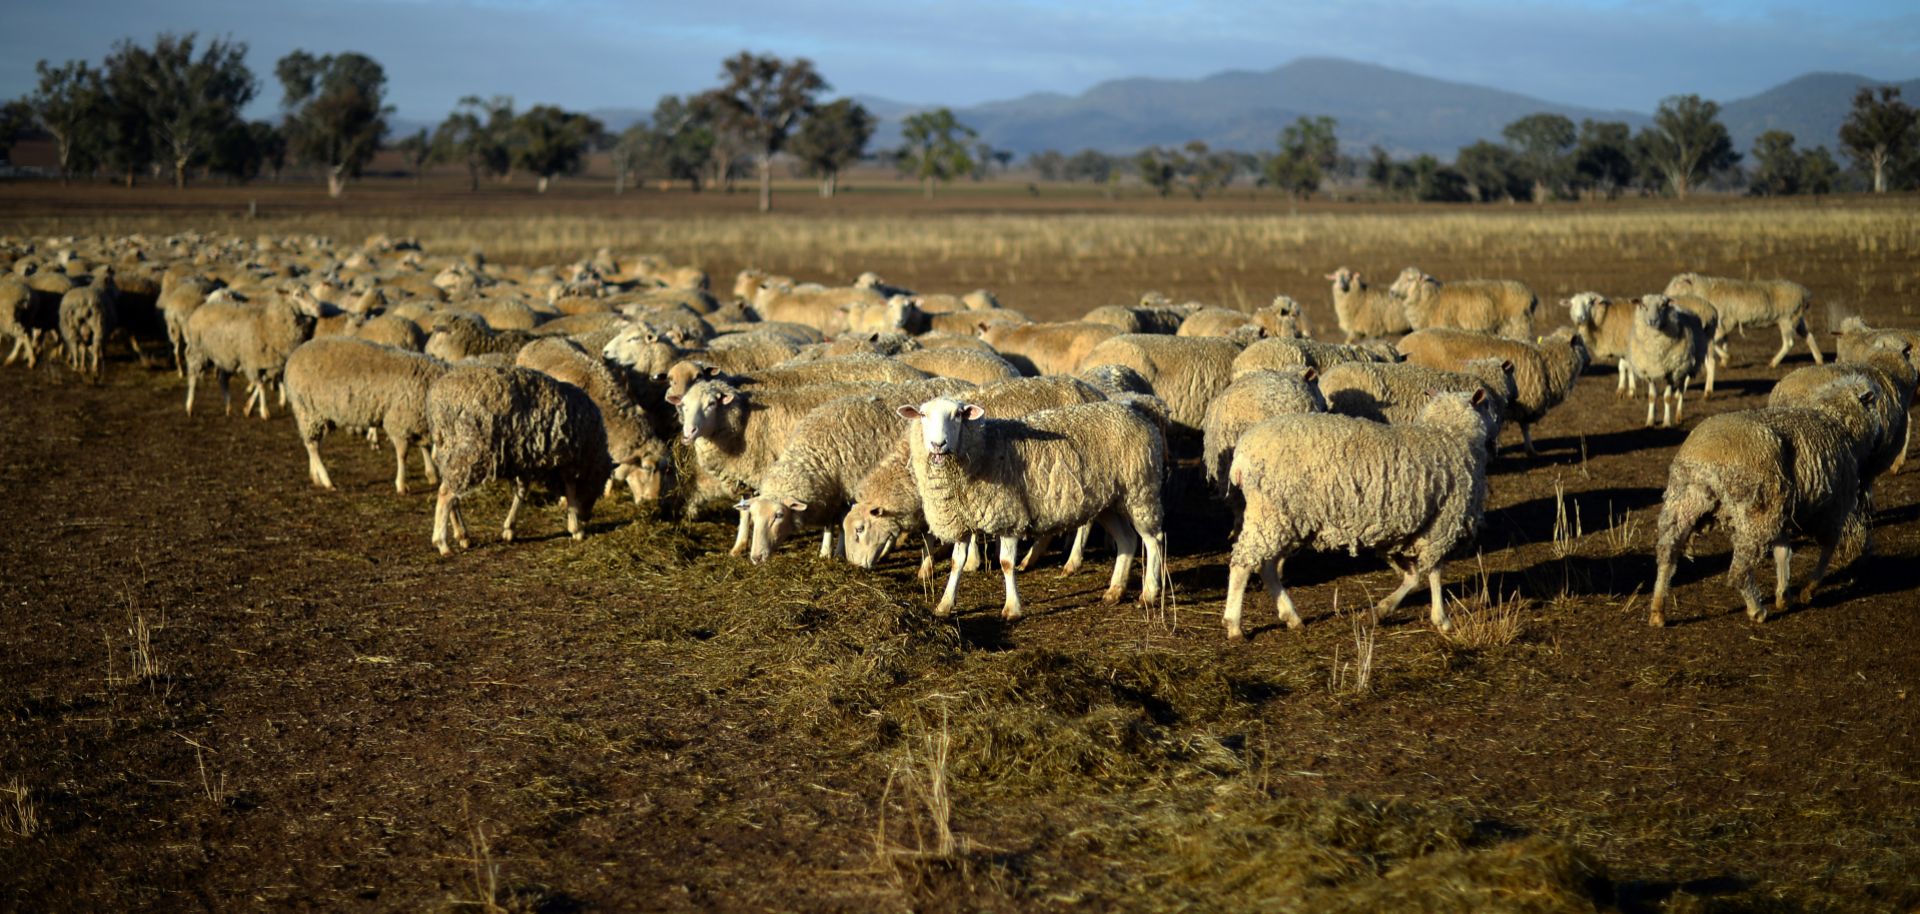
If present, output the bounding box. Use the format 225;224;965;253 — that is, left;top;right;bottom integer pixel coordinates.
2;0;1914;126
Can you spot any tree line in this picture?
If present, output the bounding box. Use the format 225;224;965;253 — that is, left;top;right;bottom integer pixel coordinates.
7;35;1916;203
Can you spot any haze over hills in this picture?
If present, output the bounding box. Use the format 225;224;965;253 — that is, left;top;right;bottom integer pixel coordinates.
846;57;1917;160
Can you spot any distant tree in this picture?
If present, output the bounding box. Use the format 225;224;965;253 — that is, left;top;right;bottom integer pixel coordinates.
1028;149;1064;181
611;125;644;195
1173;140;1235;198
898;107;975;199
1064;148;1111;183
1501;112;1575;201
27;59;104;184
1636;94;1738;198
431;95;514;191
701;51;827;212
253;120;288;182
1571;119;1635;200
1455;141;1529;202
1134;145;1183;197
787;97;872;197
1839;86;1916;194
277;50;391;197
393;127;430;182
1413;154;1472;202
1265;115;1338;198
0;100;31;165
511;105;598;192
1365;145;1405;197
105;33;255;188
642;94;719;192
207;119;278;182
95;55;154;187
1748;130;1806;196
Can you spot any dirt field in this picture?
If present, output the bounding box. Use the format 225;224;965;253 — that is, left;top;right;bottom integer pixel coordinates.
3;181;1919;912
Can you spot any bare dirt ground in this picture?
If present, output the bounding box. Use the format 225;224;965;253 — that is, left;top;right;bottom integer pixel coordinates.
2;182;1918;913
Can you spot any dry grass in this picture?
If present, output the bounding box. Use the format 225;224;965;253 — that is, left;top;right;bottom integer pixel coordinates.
1444;557;1530;650
1331;592;1379;695
1;777;37;839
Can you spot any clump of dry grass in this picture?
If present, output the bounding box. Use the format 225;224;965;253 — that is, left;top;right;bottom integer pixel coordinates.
1444;558;1530;649
2;777;39;838
1332;593;1379;695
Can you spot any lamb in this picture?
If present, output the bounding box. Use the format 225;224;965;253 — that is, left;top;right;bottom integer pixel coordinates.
427;364;614;555
1317;358;1516;433
183;291;317;418
283;336;448;494
424;312;538;361
515;337;675;504
1395;327;1589;456
897;347;1021;386
741;378;974;563
899;396;1168;619
1200;367;1327;496
58;269;121;376
1325;267;1409;343
1078;333;1242;443
1230;336;1398;378
1767;345;1917;489
1649;377;1880;626
1223;389;1498;640
1663;272;1821;367
843;376;1106;572
1390;267;1536;338
1626;295;1709;428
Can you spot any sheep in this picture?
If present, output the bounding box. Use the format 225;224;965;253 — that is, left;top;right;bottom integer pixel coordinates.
350;312;427;351
58;269;121;376
897;347;1021;386
1317;358;1516;434
913;331;998;353
853;271;914;299
1176;306;1257;338
1;275;40;368
1325;267;1409;343
1083;302;1193;335
1224;389;1499;640
1627;295;1709;428
927;308;1030;336
820;330;920;358
1252;296;1310;340
1663;272;1821;367
898;396;1169;619
157;274;221;375
283;336;448;494
1768;345;1917;489
424;312;538;361
843;376;1107;573
1076;363;1155;399
1562;292;1635;396
1667;294;1724;396
732;268;795;301
751;283;883;337
1649;377;1880;626
1835;317;1920;369
664;353;928;402
843;296;920;336
1200;367;1327;497
515;337;675;505
741;378;975;563
183;291;317;418
1395;327;1589;456
1077;333;1242;444
714;321;826;346
427;364;614;555
1230;336;1398;378
1390;267;1536;338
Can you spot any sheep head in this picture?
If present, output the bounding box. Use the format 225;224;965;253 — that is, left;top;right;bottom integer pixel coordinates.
741;494;812;564
668;380;740;443
898;397;986;466
842;502;900;570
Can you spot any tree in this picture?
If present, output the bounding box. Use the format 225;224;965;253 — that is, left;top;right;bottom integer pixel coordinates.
1455;141;1529;202
1839;86;1916;194
393;127;429;182
106;33;255;188
1265;115;1338;198
702;51;827;212
1135;145;1184;197
431;95;514;191
207;119;281;183
1029;149;1064;181
611;125;644;195
27;59;103;184
1572;119;1635;200
1181;141;1240;198
637;94;716;192
1412;155;1471;202
277;50;391;197
1064;148;1111;183
1748;130;1805;196
0;100;31;166
787;97;872;197
512;105;598;192
1501;112;1575;201
1800;147;1842;195
1637;94;1738;198
898;108;975;199
96;51;154;187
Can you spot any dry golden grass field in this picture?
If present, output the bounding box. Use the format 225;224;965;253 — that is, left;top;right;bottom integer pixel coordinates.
3;178;1920;913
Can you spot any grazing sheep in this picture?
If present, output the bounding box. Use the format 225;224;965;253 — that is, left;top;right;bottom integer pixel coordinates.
1649;378;1880;626
1627;295;1709;428
1201;367;1327;496
899;396;1168;619
741;378;974;563
1326;267;1409;343
515;337;675;505
975;321;1121;376
1078;333;1242;443
1318;358;1516;434
1768;345;1917;489
424;312;538;362
1224;389;1499;640
1390;267;1536;339
843;376;1106;572
183;292;317;417
58;269;121;376
1663;272;1820;367
1230;336;1398;378
284;336;447;494
427;364;614;555
898;346;1021;386
1396;327;1588;456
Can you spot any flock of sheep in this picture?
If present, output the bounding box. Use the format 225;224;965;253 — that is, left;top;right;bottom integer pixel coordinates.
1;232;1913;640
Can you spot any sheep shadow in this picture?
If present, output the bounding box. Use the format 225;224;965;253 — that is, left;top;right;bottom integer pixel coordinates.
1527;425;1690;463
1482;486;1664;552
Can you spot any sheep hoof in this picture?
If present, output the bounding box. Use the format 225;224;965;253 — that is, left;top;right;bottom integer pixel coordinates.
1061;560;1083;576
1647;612;1666;628
456;536;471;550
932;601;954;617
1284;616;1304;631
435;542;452;557
1100;587;1124;604
500;529;515;543
729;544;747;557
1001;605;1022;621
1226;627;1244;642
1797;586;1817;605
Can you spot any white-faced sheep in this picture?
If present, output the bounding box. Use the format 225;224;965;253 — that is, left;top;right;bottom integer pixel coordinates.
427;364;614;555
976;320;1118;376
1390;267;1536;338
1663;272;1821;367
1627;295;1709;428
1396;327;1588;456
284;336;447;494
1224;389;1499;640
1200;367;1327;497
183;291;317;418
1326;268;1409;343
1649;377;1880;626
899;396;1168;619
515;337;675;505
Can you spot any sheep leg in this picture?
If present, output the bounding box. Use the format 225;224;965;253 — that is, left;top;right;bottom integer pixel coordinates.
1018;533;1054;571
1614;363;1630;397
729;508;750;557
1138;528;1166;606
432;490;457;555
819;528;834;559
963;533;983;572
1726;528;1770;623
1224;564;1252;640
998;535;1024;620
1672;387;1685;426
1374;559;1422;621
1894;423;1910;476
388;434;410;494
1062;523;1090;576
1802;318;1823;365
1426;565;1452;632
418;444;439;484
933;541;967;616
305;436;335;490
501;479;527;542
1521;423;1539;457
448;497;471;550
1262;557;1301;630
563;479;585;540
3;337;20;366
1764;542;1792;622
185;370;199;415
1702;355;1715;399
1644;385;1658;428
1098;515;1139;605
1769;321;1796;367
218;371;234;416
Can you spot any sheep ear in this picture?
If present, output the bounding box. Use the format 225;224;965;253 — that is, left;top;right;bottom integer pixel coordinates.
783;498;808;512
1859;389;1877;407
1323;272;1339;280
1470;388;1488;406
1301;367;1318;383
867;505;885;517
961;404;986;421
975;322;991;336
1500;359;1515;373
720;392;736;405
897;405;924;420
664;393;682;406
